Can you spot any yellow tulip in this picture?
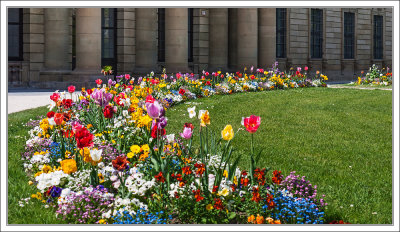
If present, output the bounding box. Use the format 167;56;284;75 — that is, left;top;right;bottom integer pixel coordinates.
221;124;234;141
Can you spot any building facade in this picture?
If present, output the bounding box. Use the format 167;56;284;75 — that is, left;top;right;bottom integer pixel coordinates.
8;8;393;89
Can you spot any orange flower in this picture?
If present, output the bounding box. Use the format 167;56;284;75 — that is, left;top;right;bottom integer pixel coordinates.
192;189;204;202
247;215;256;224
182;166;192;175
256;214;264;224
54;113;64;125
251;187;261;203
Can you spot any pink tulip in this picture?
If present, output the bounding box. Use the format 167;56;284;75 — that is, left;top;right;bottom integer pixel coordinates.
243;115;261;133
68;85;76;93
180;127;193;139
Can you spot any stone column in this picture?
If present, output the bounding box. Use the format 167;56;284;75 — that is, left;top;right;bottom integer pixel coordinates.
165;8;190;73
258;8;276;68
75;8;101;72
44;8;70;70
135;8;158;73
237;8;258;70
209;8;228;71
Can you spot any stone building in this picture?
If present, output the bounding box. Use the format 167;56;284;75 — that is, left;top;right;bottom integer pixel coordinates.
8;8;392;89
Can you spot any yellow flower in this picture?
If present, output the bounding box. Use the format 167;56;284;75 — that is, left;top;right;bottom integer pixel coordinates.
87;124;93;129
221;125;234;141
60;159;77;174
28;181;33;185
139;152;149;161
141;144;150;153
98;219;107;224
206;204;214;210
127;152;135;159
199;110;210;127
217;188;229;197
41;164;53;173
65;150;71;158
223;170;228;177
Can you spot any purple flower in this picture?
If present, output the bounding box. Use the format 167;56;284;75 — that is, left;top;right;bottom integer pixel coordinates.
146;100;164;119
90;88;113;107
153;116;168;129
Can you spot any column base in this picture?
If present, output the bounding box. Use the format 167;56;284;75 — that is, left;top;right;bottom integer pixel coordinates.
165;64;192;74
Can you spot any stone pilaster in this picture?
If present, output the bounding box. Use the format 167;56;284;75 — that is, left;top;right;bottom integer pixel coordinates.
165;8;190;73
75;8;101;72
258;8;276;68
44;8;71;70
135;8;158;73
208;8;228;71
237;8;258;70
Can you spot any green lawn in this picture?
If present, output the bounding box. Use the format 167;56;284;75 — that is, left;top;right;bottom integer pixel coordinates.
8;87;392;224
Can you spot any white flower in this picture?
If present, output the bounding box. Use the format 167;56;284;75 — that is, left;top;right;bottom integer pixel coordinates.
90;149;102;162
188;106;196;118
48;117;56;126
166;134;175;144
241;117;245;126
122;110;129;117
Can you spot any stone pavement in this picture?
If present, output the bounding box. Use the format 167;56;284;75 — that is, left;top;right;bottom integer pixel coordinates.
7;90;77;114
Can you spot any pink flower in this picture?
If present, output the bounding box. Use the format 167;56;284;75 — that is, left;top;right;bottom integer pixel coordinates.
180;124;193;139
304;66;309;71
68;85;76;93
297;67;302;72
145;95;155;103
125;74;130;80
243;115;261;133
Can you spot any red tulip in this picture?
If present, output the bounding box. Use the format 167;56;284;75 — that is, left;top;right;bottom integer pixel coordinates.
54;113;64;125
103;105;114;119
243;115;261;133
68;85;76;93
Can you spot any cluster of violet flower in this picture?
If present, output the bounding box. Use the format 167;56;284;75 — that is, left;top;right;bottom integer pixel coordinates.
22;138;52;161
269;192;325;224
56;185;114;224
280;171;327;208
112;208;172;224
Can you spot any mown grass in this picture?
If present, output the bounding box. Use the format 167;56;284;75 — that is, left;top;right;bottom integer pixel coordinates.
166;88;392;224
8;87;392;224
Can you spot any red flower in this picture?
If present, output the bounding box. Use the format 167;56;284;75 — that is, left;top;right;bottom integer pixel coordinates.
254;168;266;186
194;163;205;176
63;130;74;138
151;124;166;139
329;220;351;224
68;85;76;93
150;79;160;85
265;193;275;209
171;173;183;182
62;99;73;109
145;95;155;103
54;113;64;125
205;72;209;76
174;192;180;199
250;75;255;80
103;105;114;119
155;171;166;183
243;115;261;133
213;198;224;210
272;170;283;185
251;187;261;203
50;93;60;102
96;79;103;85
241;170;248;176
192;189;204;202
184;123;194;131
74;127;94;149
205;81;211;86
86;89;93;95
241;177;249;187
182;166;192;175
112;155;130;171
230;184;236;192
47;111;55;118
212;185;219;193
179;88;186;95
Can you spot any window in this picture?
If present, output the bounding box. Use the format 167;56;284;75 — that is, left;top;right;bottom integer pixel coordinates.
101;8;117;70
311;9;323;59
8;8;23;61
158;8;165;62
343;12;355;59
373;15;383;59
276;8;287;58
72;9;76;70
188;8;193;62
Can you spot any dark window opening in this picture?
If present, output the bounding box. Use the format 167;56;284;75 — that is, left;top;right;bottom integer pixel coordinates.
311;9;323;59
8;8;23;61
373;15;383;59
188;8;193;62
72;9;76;70
276;8;287;58
101;8;117;75
158;8;165;62
344;12;355;59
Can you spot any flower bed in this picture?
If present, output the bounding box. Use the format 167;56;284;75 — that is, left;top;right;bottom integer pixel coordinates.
20;64;332;224
352;64;392;86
